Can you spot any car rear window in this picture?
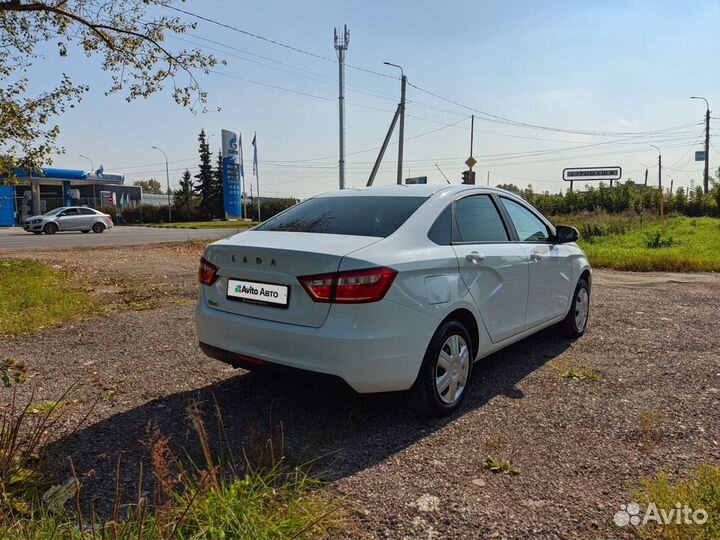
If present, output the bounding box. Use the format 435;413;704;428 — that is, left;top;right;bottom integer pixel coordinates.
255;196;427;237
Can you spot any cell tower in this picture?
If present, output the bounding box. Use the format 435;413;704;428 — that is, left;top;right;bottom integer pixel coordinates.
334;25;349;189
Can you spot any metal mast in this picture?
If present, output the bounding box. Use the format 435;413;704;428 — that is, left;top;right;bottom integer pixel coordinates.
334;25;349;189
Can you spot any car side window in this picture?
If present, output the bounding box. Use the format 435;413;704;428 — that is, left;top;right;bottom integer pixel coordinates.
61;208;79;216
79;208;96;215
453;195;508;243
500;197;550;242
427;204;452;245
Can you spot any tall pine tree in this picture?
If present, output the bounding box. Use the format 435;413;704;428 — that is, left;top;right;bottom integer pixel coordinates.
211;150;225;218
194;129;215;220
173;169;197;218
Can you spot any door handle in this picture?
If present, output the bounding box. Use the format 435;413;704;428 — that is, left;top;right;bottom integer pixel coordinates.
465;251;485;264
530;253;542;263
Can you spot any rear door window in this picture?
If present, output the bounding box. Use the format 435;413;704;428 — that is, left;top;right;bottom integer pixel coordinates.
255;196;426;237
427;204;452;245
79;208;97;215
453;195;508;243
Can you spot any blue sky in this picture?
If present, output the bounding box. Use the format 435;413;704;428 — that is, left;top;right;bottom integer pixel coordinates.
38;0;720;196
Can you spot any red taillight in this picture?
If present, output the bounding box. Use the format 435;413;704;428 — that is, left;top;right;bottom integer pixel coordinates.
299;267;397;304
198;256;219;285
108;214;113;223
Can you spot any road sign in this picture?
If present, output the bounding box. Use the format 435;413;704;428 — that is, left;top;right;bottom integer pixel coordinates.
465;156;477;168
695;151;706;162
405;176;427;184
562;166;622;182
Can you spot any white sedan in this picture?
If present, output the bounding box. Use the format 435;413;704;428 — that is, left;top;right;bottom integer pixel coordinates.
23;206;113;234
196;185;591;416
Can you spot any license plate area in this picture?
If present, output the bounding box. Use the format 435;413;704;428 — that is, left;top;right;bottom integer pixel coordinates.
226;278;290;308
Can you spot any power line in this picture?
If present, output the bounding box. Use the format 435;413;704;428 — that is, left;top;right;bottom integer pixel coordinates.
407;81;703;137
165;5;394;79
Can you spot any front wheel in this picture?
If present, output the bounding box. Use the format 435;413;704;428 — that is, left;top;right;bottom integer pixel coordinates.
44;223;58;235
558;278;590;338
410;320;473;417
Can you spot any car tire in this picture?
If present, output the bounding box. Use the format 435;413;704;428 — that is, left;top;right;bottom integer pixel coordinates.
92;222;105;234
558;278;590;338
44;223;58;235
410;320;473;418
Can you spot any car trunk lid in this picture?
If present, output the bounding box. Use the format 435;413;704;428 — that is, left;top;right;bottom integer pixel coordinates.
202;231;381;327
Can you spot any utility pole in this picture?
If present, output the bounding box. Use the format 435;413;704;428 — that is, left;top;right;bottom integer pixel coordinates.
487;171;490;186
651;144;663;218
691;96;710;193
152;146;172;223
384;62;406;184
644;168;648;187
651;145;662;189
334;25;349;190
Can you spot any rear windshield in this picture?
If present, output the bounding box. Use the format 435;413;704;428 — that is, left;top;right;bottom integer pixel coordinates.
255;196;427;237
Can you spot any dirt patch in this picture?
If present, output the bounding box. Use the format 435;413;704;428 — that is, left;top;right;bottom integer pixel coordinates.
1;241;206;313
1;250;719;538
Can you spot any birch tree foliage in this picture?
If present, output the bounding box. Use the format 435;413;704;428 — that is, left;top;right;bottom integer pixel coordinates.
0;1;220;178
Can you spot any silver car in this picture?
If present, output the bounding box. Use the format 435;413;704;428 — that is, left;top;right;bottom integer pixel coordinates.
196;185;591;416
23;206;113;234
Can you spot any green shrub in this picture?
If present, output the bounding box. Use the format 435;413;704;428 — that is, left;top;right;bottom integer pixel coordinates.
643;230;675;249
632;463;720;539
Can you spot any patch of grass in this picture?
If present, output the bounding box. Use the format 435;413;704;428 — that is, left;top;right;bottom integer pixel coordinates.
638;409;666;448
1;358;29;388
0;397;342;539
28;400;70;416
483;457;520;476
0;259;100;336
564;215;720;272
142;220;258;229
549;357;602;381
631;463;720;539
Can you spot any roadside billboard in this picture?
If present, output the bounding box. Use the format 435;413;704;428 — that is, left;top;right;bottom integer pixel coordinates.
221;129;243;219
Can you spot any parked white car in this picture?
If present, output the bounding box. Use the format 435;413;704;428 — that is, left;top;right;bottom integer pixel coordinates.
23;206;113;234
196;185;591;416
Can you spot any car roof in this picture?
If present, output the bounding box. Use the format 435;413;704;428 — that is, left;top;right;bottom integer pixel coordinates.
314;184;516;198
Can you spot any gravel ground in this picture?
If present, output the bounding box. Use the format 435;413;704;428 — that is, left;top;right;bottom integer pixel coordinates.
1;245;719;539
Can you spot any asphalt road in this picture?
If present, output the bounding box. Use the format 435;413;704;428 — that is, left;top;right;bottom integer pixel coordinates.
0;225;242;251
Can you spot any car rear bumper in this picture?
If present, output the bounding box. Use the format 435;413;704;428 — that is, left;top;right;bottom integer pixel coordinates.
195;292;439;393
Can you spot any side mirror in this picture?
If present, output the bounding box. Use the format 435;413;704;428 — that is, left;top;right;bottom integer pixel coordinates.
554;225;579;244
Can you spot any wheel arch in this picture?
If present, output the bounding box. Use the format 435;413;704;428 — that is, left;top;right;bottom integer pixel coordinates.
579;267;592;291
441;308;479;361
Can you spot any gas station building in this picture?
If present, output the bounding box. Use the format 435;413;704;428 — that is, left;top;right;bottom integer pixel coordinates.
0;167;142;226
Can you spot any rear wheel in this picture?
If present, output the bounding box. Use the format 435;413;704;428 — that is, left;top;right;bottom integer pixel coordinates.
558;278;590;338
44;223;58;235
92;222;105;233
410;320;473;417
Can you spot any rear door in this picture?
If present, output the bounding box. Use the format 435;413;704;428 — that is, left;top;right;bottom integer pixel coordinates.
498;196;573;327
56;208;81;230
78;208;97;229
451;194;529;343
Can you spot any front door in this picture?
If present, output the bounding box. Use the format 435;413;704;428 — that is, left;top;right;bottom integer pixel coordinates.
498;197;573;328
56;208;82;230
451;194;529;343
